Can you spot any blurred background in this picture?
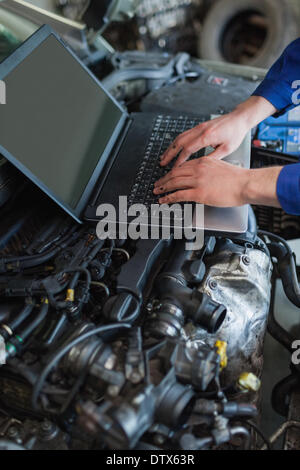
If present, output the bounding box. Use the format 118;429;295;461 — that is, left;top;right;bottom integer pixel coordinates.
1;0;300;67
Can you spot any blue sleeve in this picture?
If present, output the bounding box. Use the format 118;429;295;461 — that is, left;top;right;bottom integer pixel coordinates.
277;164;300;215
252;38;300;115
252;39;300;214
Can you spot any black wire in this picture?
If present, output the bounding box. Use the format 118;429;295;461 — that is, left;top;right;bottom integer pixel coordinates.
32;322;131;410
48;267;91;309
258;230;293;256
247;421;272;450
17;301;49;341
6;299;36;333
0;227;81;272
63;267;91;290
261;230;300;308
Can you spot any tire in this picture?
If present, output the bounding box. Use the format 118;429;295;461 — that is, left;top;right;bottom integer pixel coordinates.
198;0;300;67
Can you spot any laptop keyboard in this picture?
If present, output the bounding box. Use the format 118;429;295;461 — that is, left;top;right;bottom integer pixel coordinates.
128;115;206;207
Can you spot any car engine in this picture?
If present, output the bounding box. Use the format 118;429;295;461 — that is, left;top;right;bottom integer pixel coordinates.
0;172;297;450
0;191;272;450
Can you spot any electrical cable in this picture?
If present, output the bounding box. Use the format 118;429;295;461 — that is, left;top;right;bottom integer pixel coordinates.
258;230;293;256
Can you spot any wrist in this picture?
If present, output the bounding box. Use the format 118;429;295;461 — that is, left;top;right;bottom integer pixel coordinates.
232;96;277;129
241;166;282;207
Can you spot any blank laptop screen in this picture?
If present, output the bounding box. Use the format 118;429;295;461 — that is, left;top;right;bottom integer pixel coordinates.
0;35;123;209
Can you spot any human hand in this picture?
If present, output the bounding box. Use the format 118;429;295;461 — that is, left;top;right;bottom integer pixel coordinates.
160;96;277;168
154;157;282;208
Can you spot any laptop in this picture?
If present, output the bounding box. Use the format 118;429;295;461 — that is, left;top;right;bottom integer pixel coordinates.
0;25;250;233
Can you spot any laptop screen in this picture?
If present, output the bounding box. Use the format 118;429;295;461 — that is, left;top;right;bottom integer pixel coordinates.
0;34;123;210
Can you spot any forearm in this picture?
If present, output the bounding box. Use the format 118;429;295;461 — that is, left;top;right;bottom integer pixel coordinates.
232;96;278;130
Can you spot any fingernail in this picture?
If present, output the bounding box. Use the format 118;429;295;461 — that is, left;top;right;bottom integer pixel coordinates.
154;187;163;194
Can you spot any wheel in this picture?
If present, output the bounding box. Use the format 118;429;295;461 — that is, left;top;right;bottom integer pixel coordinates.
198;0;300;67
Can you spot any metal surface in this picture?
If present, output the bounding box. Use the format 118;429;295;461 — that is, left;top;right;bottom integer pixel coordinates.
194;239;272;386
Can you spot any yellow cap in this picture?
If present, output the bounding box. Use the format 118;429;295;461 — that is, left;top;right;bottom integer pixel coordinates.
238;372;261;392
66;289;75;302
215;340;228;370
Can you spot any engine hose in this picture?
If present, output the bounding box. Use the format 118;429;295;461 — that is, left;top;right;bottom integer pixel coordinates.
0;225;81;272
5;300;49;358
0;299;36;340
42;313;68;346
102;53;190;91
17;300;49;342
267;273;296;353
267;242;300;308
155;276;226;333
272;373;300;417
25;217;73;255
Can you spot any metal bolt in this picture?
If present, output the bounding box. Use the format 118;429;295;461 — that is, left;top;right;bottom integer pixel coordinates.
209;279;217;290
39;421;57;440
242;255;251;266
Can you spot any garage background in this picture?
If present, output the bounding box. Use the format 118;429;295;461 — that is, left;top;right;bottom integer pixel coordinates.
13;0;300;68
